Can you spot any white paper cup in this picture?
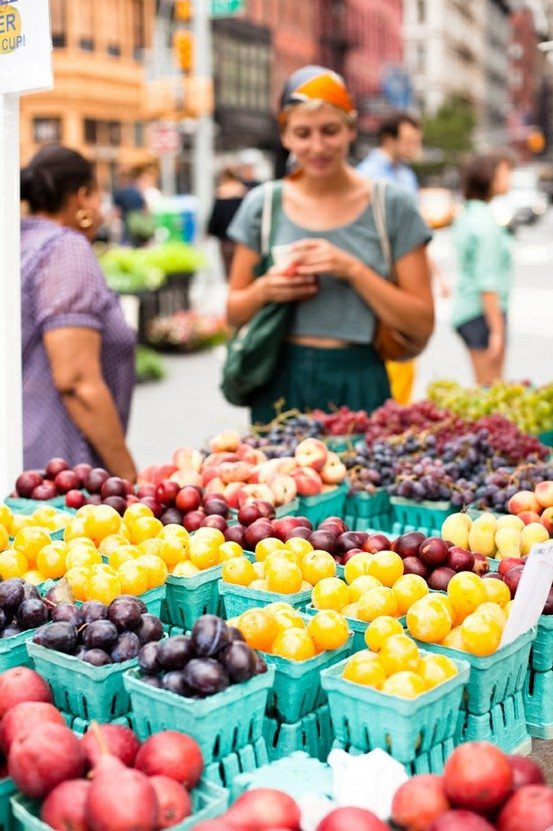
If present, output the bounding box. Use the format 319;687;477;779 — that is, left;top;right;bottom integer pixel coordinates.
271;243;297;271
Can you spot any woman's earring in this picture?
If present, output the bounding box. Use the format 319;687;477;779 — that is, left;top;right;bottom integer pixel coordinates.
76;209;93;229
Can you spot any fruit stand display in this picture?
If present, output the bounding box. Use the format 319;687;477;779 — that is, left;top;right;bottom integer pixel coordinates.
1;397;553;830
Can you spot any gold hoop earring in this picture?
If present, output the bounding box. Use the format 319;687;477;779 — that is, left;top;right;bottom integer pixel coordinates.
76;209;93;229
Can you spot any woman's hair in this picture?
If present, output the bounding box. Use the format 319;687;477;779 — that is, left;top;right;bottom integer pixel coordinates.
462;151;514;201
20;145;96;213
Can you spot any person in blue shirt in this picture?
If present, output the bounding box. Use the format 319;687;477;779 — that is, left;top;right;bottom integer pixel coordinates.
356;112;422;195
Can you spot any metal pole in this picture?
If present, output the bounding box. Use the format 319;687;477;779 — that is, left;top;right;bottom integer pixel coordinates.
0;93;23;496
192;0;215;231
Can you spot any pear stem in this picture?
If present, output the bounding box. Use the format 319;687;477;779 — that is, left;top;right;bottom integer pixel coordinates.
89;722;110;755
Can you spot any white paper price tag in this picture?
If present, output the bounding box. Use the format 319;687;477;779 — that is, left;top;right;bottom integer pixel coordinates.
500;541;553;647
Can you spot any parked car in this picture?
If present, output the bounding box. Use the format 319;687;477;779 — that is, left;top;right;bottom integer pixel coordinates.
490;167;548;229
418;187;459;229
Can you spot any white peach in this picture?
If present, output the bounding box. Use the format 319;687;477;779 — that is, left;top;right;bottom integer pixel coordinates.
294;438;328;472
320;451;347;485
172;447;203;472
209;429;241;453
291;466;323;497
535;481;553;510
218;461;254;485
508;490;541;516
168;468;203;488
267;474;297;506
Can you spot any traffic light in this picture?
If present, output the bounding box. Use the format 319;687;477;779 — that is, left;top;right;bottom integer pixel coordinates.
173;29;194;73
175;1;192;21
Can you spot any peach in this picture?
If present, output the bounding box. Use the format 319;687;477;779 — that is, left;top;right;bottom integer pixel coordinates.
151;465;178;486
517;511;543;527
223;482;245;509
294;437;328;472
168;468;202;488
235;444;267;465
237;483;276;507
218;461;254;485
507;490;541;516
202;452;239;468
208;430;241;453
540;506;553;535
291;467;323;497
267;474;297;506
255;459;284;483
320;451;347;485
535;480;553;510
172;447;203;472
203;477;226;495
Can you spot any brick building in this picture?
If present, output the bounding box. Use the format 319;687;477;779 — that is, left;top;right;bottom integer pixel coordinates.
509;6;542;154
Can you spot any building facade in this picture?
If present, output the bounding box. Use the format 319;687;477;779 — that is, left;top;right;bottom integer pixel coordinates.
482;0;510;148
403;0;486;127
509;6;544;153
20;0;156;190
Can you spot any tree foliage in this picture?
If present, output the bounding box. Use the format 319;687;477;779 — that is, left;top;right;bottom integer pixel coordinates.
422;95;477;164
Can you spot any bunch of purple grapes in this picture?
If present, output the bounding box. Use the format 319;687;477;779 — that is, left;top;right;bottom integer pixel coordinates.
473;461;553;513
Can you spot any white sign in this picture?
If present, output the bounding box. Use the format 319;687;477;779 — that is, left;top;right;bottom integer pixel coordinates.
500;541;553;647
0;0;53;94
147;122;181;157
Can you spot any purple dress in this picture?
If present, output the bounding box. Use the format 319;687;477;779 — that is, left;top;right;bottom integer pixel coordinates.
21;217;136;471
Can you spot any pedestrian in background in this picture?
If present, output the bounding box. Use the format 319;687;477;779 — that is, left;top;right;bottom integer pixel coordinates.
113;167;147;246
207;168;248;277
225;65;434;424
452;151;514;385
20;145;137;479
357;111;449;403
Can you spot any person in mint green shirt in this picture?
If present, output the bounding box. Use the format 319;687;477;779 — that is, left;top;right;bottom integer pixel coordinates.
452;152;514;385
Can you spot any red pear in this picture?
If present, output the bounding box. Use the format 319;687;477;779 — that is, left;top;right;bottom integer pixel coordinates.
86;754;158;831
41;779;91;831
8;722;86;799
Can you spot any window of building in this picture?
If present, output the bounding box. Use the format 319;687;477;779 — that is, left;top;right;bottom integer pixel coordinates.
107;122;122;146
132;0;146;59
417;43;425;72
417;0;425;23
33;117;62;144
84;119;97;144
75;0;95;51
107;1;122;58
50;0;66;47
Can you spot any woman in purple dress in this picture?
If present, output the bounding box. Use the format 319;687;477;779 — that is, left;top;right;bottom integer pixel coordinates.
20;145;137;481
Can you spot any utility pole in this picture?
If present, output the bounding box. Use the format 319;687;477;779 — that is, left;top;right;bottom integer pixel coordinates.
191;0;215;231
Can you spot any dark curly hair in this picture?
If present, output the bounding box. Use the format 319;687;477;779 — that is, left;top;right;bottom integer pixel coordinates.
462;150;515;202
20;145;96;213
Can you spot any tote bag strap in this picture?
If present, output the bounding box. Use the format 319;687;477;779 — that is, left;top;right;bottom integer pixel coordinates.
260;180;283;259
372;180;396;284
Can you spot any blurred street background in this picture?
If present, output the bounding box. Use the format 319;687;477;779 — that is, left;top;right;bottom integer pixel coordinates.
128;208;553;466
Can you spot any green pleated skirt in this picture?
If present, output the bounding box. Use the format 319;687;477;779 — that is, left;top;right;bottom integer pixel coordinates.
250;342;391;425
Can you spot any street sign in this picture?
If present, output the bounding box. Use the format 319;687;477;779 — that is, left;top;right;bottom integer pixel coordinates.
380;65;412;110
147;121;182;157
210;0;244;17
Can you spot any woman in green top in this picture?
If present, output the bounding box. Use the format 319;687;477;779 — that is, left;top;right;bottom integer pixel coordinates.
226;65;434;424
452;152;514;385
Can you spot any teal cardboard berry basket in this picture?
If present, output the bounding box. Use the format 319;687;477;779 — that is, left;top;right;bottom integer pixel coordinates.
418;628;535;716
26;641;136;720
321;650;470;766
231;750;334;803
0;778;16;831
261;635;352;723
219;581;311;619
163;565;224;630
4;496;68;515
343;489;393;533
0;628;38;672
297;482;348;526
124;665;275;764
390;497;455;537
530;614;553;672
10;779;229;831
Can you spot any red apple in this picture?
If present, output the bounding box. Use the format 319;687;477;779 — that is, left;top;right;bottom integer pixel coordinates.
0;667;52;719
391;774;450;831
497;785;553;831
443;741;513;814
